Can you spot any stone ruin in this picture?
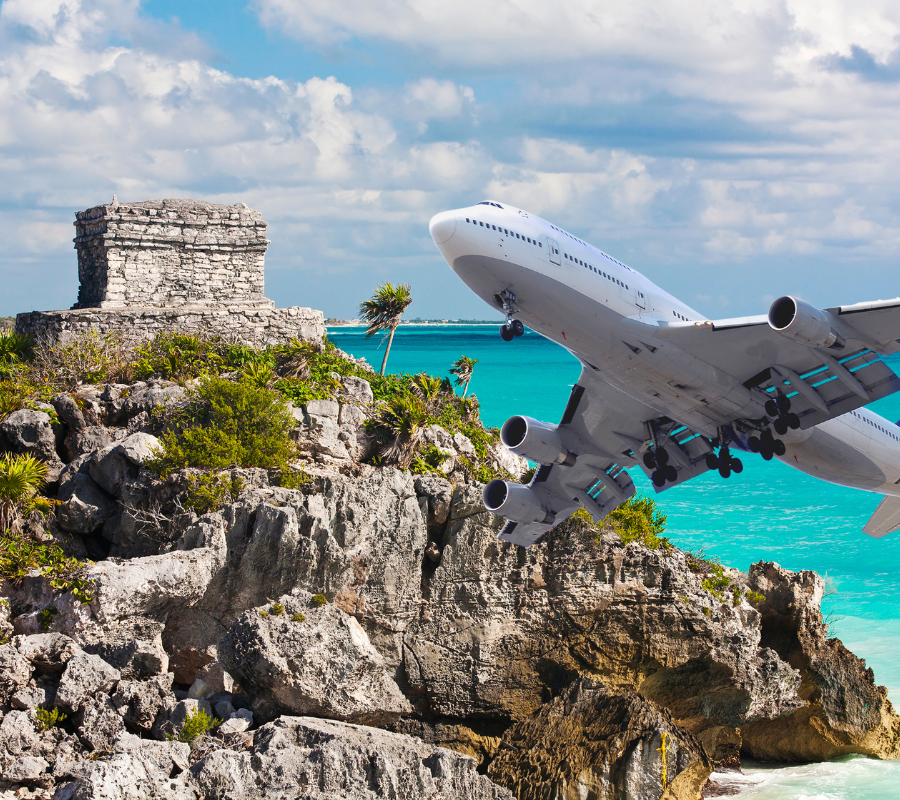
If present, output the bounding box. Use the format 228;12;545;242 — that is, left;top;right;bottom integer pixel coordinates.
16;198;324;346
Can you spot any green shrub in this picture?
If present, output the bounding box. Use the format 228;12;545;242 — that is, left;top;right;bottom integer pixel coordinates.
0;536;94;602
701;564;732;599
0;330;32;378
291;612;306;623
131;332;225;381
38;605;57;631
607;495;670;550
183;473;245;515
275;468;311;490
169;707;221;746
258;609;269;618
30;330;127;390
270;602;284;616
0;453;52;533
411;445;449;475
0;374;52;422
147;376;296;478
311;594;327;608
746;589;766;607
35;706;67;731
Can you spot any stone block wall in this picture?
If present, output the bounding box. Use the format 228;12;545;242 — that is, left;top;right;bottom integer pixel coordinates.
73;199;270;309
16;306;326;349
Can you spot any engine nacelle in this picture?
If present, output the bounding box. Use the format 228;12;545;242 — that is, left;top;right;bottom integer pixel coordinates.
483;480;554;524
768;296;845;350
500;416;575;466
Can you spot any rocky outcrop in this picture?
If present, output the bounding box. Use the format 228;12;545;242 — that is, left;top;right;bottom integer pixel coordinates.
219;595;412;724
487;677;711;800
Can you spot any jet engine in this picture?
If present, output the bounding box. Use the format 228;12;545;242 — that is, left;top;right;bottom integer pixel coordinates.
500;416;576;466
768;296;845;350
483;479;554;524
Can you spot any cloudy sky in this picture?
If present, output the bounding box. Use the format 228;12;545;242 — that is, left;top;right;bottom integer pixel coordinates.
2;0;900;320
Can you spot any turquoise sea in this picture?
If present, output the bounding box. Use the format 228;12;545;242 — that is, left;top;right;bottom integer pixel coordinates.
330;324;900;799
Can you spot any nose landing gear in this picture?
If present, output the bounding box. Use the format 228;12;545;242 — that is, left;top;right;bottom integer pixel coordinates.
495;290;525;341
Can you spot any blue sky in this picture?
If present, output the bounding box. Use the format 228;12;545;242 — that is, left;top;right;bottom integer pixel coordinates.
2;0;900;320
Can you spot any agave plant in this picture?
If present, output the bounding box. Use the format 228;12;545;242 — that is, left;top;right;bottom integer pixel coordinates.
358;283;412;375
449;356;478;397
0;330;32;378
373;396;428;467
0;454;49;534
410;373;443;407
241;361;276;390
273;338;323;380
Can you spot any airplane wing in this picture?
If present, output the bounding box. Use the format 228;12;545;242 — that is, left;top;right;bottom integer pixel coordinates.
496;365;714;546
863;496;900;539
651;298;900;430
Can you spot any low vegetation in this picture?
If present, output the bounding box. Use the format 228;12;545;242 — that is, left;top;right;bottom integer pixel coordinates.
169;707;221;746
35;706;67;732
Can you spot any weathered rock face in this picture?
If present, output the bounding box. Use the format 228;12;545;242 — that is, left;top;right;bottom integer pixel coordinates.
487;678;711;800
739;562;900;761
219;596;412;724
190;716;515;800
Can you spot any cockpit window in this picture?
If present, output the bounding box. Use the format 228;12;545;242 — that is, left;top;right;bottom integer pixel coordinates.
477;201;504;208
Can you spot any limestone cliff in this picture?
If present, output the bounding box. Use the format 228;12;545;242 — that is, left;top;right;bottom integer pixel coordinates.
0;371;898;799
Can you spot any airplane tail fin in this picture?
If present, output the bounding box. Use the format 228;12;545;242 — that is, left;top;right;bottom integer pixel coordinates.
863;496;900;538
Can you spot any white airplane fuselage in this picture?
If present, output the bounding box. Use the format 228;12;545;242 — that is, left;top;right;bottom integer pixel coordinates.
429;202;900;499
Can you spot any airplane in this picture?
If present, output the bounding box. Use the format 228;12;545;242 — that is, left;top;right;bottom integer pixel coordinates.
428;200;900;546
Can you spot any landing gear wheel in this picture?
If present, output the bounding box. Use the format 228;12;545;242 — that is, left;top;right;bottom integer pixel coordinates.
655;448;670;466
747;436;761;453
731;458;744;474
665;465;677;482
511;319;525;337
787;412;801;430
643;451;657;469
761;448;773;461
499;324;514;342
777;394;792;414
761;429;775;447
719;463;732;478
652;470;666;487
705;453;718;470
765;399;778;418
773;440;786;457
774;417;789;436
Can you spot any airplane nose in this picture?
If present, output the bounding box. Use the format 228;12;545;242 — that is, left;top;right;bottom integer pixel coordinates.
429;211;456;244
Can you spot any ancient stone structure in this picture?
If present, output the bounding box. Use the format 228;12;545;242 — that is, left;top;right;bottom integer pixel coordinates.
16;198;324;347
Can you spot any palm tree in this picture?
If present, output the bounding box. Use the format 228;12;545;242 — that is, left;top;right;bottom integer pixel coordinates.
0;454;48;534
449;356;478;397
359;283;412;375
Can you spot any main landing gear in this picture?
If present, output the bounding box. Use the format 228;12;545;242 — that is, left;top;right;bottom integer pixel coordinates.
643;447;678;488
704;437;743;479
495;290;525;342
745;393;797;461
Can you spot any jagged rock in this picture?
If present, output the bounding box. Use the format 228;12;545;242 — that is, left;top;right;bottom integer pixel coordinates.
56;652;121;713
195;661;233;694
341;376;373;404
487;677;711;800
74;695;125;751
1;409;63;474
213;700;236;719
190;716;514;800
218;715;251;735
3;755;48;783
187;678;214;700
414;475;452;527
51;394;87;432
219;598;412;725
62;426;127;463
14;633;81;674
0;645;33;703
56;472;117;534
53;735;195;800
0;711;39;766
88;444;134;496
306;399;339;419
120;384;186;421
740;561;900;761
110;674;176;733
171;698;213;729
116;432;161;466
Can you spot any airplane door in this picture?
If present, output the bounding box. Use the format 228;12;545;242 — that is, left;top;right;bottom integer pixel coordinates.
546;237;561;265
634;287;646;309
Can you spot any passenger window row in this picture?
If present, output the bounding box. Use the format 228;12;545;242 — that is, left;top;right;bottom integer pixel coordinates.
673;311;689;321
465;218;542;247
852;411;900;441
564;252;628;290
